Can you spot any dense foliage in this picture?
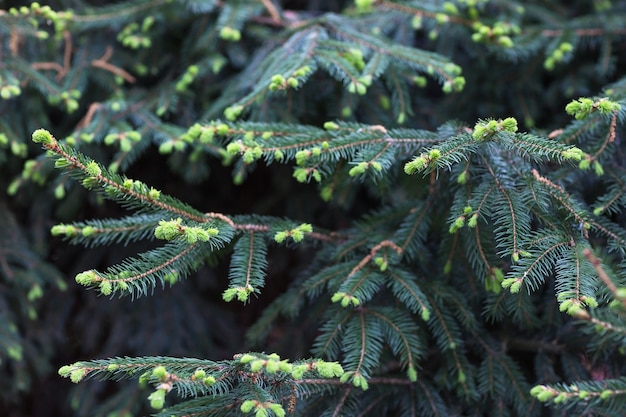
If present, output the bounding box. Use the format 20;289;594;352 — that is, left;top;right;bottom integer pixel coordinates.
3;0;626;416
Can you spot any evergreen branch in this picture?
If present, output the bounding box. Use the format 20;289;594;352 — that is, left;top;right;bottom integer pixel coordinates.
224;232;268;302
584;249;626;310
50;214;162;247
368;307;421;381
70;0;171;27
74;240;210;297
593;171;626;216
531;169;588;230
377;0;472;27
304;262;356;299
532;377;626;414
385;267;431;320
504;231;570;294
394;200;431;257
324;15;464;90
313;306;353;360
482;157;529;260
385;66;412;123
587;217;626;250
425;290;463;353
340;310;384;389
332;268;386;307
347;240;402;278
33;129;210;223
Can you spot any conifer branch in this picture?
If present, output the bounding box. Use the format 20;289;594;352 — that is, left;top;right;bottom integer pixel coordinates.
583;249;626;311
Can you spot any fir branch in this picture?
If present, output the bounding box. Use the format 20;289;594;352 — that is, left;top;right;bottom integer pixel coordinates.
584;249;626;310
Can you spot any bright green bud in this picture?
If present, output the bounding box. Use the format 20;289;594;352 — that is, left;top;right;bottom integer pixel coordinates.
99;280;112;295
81;226;96;237
559;300;573;312
27;284;43;301
582;296;598;308
501;278;520;292
85;161;101;177
316;361;343;378
268;403;286;417
498;36;514;48
75;270;97;285
352;374;369;390
54;184;66;199
404;155;427;174
349;162;368;176
553;393;568;404
501;117;518;132
265;360;279;373
593;161;604;176
222;288;237;302
411;15;422;29
561;147;584;161
152;365;168;379
324;121;339;130
413;76;427;88
274;231;288;243
579;159;591;170
331;292;344;303
32;129;55;146
148;389;166;409
216;123;230;135
250;359;264;372
226;142;244;154
241;400;256;413
407;366;418;382
155;218;183;240
472;123;488;140
224;105;244;121
70;368;86;383
51;224;78;237
355;0;374;12
292;364;307;379
293;168;309;183
596;99;621;113
291;229;304;242
320;185;333;202
148;188;161;199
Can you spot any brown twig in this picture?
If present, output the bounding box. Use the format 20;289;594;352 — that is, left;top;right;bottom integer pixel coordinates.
31;30;72;80
75;102;102;130
92;46;136;83
259;0;281;24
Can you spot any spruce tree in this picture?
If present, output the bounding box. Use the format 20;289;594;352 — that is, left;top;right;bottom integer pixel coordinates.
3;1;626;416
